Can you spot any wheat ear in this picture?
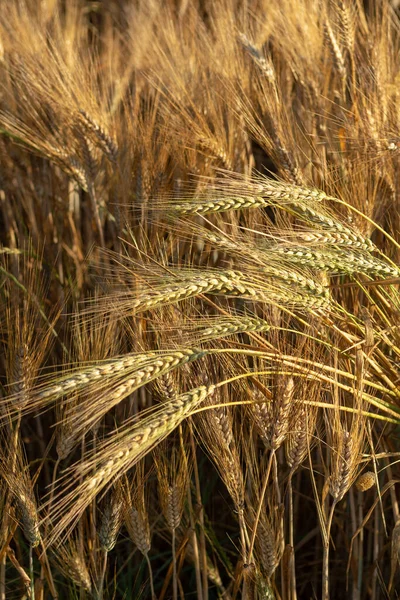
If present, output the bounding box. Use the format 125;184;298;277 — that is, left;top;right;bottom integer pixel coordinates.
46;385;216;545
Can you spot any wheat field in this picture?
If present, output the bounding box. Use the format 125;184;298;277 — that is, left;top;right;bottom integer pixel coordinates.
1;1;400;598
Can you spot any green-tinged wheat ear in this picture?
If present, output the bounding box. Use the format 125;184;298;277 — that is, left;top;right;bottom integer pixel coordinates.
66;349;209;437
130;270;254;311
276;246;399;278
280;203;372;249
171;181;331;215
195;316;271;342
171;182;373;252
35;348;206;403
129;269;328;312
200;207;373;253
255;573;276;600
0;246;22;254
262;265;329;302
190;229;329;302
171;184;335;218
297;230;374;251
171;195;267;215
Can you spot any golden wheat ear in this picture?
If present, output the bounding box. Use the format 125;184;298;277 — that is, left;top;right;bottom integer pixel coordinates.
43;384;216;546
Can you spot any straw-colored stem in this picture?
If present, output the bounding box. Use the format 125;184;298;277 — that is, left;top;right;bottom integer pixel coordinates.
287;473;297;600
248;450;275;563
0;556;5;600
46;456;60;532
97;550;108;600
29;545;35;600
237;504;249;561
189;423;208;600
6;547;30;594
172;528;177;600
322;502;336;600
186;478;203;600
356;491;364;599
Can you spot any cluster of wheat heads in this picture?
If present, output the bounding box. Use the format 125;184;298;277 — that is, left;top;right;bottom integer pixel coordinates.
1;0;400;598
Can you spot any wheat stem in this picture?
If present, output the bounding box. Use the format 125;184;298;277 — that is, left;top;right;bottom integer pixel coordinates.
248;450;275;563
322;503;336;600
172;527;177;600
